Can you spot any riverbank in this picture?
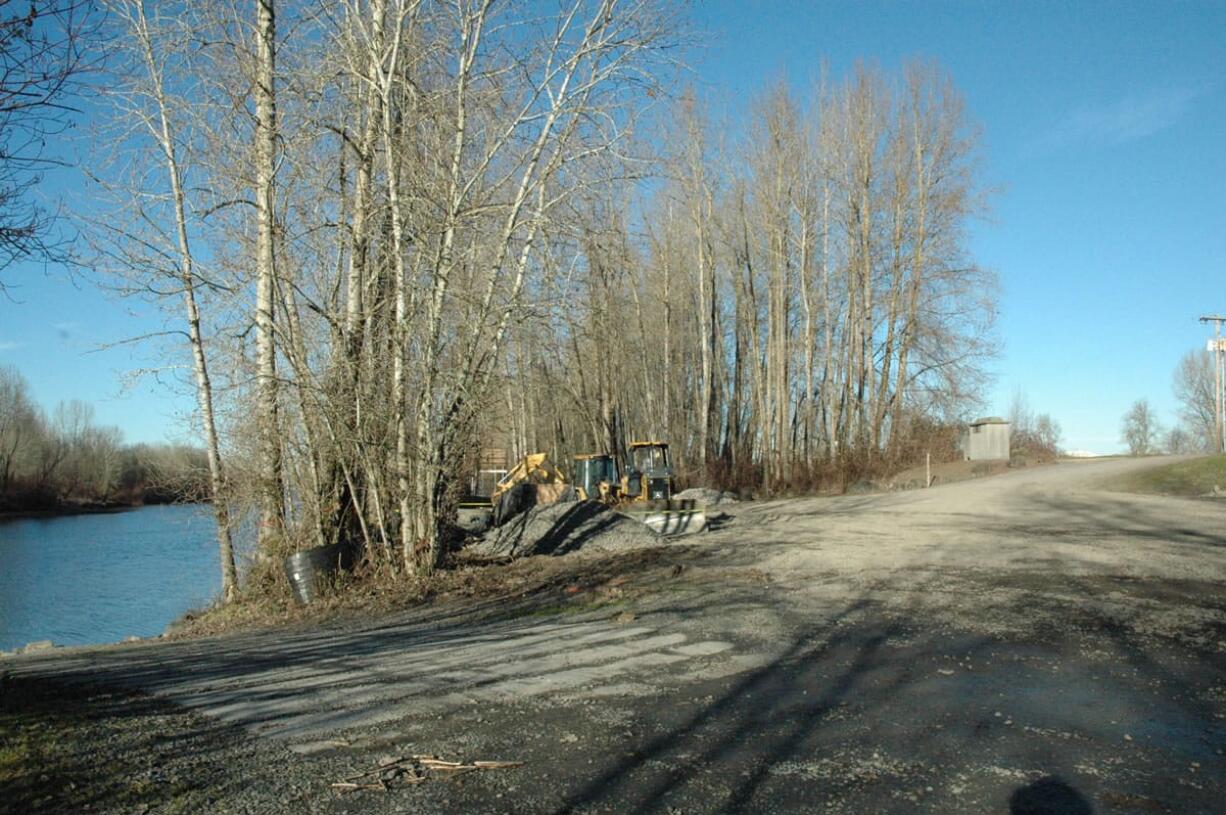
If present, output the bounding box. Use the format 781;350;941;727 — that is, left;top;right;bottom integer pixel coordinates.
0;502;135;522
165;543;689;640
2;457;1222;814
0;497;206;522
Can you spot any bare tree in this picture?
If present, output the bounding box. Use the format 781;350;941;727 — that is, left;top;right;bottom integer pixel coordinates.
1164;425;1195;455
0;364;41;492
85;0;240;601
252;0;285;551
0;0;92;280
1121;399;1160;456
1008;389;1036;436
1033;414;1061;454
1173;350;1217;453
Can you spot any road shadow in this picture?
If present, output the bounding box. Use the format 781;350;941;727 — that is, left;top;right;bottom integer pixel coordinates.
532;565;1224;814
1009;776;1094;814
1021;490;1226;549
0;675;268;815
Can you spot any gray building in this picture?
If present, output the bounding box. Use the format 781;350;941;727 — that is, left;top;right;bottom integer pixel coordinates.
962;417;1011;461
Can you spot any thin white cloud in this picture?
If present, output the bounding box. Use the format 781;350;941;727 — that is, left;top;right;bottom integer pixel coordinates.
0;340;25;352
1038;84;1215;150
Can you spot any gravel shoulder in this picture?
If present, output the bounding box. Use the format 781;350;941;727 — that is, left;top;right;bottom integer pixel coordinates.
2;456;1224;814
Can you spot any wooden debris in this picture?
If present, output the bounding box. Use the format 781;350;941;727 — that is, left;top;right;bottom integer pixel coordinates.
333;753;523;793
330;781;387;792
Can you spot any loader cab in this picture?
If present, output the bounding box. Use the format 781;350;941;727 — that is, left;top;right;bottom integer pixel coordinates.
623;441;674;502
574;453;619;501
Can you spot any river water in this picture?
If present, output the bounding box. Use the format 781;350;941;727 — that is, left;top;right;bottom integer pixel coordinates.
0;504;225;651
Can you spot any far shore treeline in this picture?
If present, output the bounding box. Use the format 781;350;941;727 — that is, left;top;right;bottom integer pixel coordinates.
0;365;209;514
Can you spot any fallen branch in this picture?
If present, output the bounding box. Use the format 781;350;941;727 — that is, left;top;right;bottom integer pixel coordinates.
333;753;524;793
330;781;387;792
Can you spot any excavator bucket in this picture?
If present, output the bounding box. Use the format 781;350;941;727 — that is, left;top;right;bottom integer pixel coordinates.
489;452;571;527
622;498;708;536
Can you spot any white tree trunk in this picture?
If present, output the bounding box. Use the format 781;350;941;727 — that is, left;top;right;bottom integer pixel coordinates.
130;0;238;601
254;0;284;550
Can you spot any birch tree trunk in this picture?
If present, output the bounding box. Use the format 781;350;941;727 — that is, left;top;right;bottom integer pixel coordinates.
122;0;238;601
254;0;284;551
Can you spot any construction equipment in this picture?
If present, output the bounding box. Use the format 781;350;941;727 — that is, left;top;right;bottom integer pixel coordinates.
455;468;506;533
619;441;707;535
489;453;570;526
573;453;620;503
571;442;707;536
621;441;676;501
573;442;675;503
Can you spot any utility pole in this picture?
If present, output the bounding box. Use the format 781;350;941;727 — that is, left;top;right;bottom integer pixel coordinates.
1200;315;1226;454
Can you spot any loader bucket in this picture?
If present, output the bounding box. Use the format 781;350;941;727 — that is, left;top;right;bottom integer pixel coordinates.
624;499;708;536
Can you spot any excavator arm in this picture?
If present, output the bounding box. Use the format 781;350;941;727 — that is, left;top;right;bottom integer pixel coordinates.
489;453;568;526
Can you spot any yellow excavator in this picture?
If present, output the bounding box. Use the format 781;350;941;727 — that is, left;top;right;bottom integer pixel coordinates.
488;452;570;526
460;445;706;535
573;442;707;535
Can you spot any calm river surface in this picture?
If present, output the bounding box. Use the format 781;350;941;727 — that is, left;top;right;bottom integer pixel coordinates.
0;504;224;651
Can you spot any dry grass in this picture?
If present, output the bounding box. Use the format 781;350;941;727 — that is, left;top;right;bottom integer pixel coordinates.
886;458;1012;490
1101;455;1226;498
167;544;704;640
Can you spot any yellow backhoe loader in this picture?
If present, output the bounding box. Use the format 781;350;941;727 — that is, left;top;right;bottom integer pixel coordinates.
573;452;620;503
572;442;707;536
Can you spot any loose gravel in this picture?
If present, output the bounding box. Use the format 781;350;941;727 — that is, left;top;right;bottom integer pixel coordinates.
468;500;661;558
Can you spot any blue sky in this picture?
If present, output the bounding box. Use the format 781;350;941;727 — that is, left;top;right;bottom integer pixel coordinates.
693;0;1226;452
1;0;1223;452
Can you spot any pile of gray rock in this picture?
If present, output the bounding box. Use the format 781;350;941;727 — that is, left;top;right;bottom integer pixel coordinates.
468;500;661;559
674;487;739;507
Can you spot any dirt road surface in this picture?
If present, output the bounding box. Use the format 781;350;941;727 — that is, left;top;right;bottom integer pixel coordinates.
4;456;1224;813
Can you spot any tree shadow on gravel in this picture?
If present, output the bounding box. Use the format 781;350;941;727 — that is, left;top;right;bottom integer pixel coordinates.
1009;776;1094;814
540;567;1224;814
1;545;718;738
0;675;291;815
1010;492;1226;550
545;587;968;813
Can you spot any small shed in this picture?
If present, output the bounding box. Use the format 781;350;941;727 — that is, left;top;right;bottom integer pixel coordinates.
963;416;1011;461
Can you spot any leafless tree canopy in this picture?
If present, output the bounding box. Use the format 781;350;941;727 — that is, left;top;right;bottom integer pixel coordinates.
82;1;997;588
0;0;92;278
1121;398;1160;456
1008;389;1061;459
1172;350;1218;453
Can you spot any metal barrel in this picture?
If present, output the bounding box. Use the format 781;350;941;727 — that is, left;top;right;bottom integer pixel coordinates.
283;543;352;605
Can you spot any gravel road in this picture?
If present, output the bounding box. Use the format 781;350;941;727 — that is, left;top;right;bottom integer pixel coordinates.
3;456;1224;813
